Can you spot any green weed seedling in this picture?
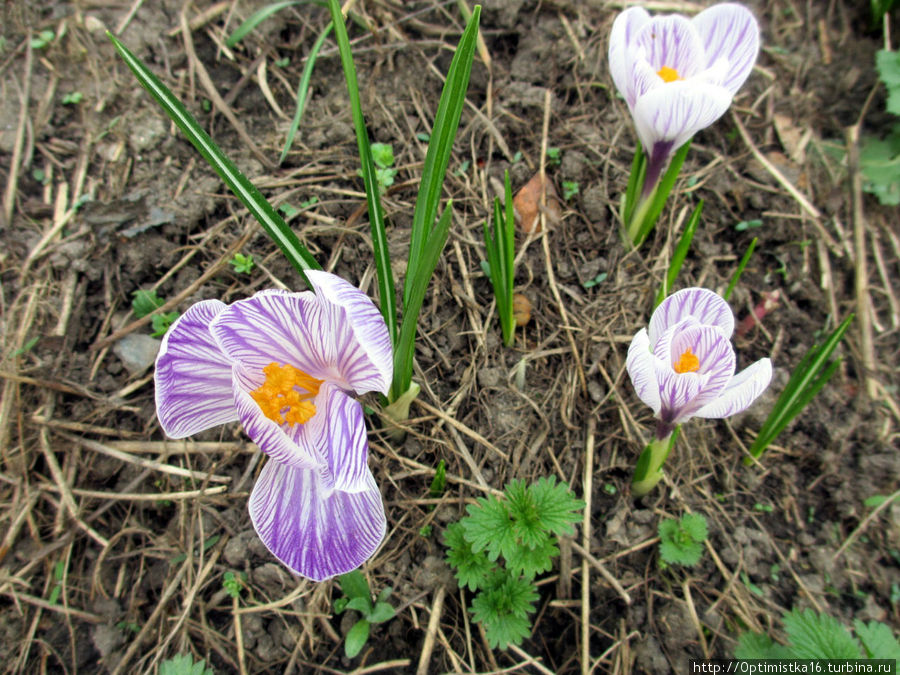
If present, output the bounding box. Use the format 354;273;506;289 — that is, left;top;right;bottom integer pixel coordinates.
444;477;584;650
62;91;83;105
229;253;255;275
658;513;707;568
31;30;56;50
737;608;900;661
358;142;397;193
159;654;214;675
333;570;396;659
222;571;247;599
854;49;900;204
562;180;579;201
482;171;516;346
132;289;179;338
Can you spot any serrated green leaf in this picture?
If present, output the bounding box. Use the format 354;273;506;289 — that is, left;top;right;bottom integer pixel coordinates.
470;575;539;650
658;517;705;567
505;479;546;550
526;476;584;538
371;142;394;169
132;289;164;318
854;619;900;660
344;619;370;658
679;514;708;542
860;125;900;205
445;522;495;591
782;609;862;659
367;601;395;624
735;631;789;659
462;495;517;561
504;533;557;579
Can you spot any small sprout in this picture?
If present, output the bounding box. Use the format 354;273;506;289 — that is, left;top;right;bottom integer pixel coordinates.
32;168;48;185
365;142;397;193
223;571;246;599
201;99;211;113
230;252;255;274
453;160;471;177
546;147;561;165
419;525;433;538
658;513;707;567
278;203;299;218
274;57;290;67
334;570;396;659
582;272;608;289
13;336;39;357
62;91;83;105
151;312;180;338
562;180;579;201
299;196;318;209
603;483;617;495
741;571;765;597
753;503;773;513
116;620;141;634
428;460;446;499
735;218;763;231
159;653;215;675
512;293;531;327
512;150;524;163
416;132;430;142
31;29;56;49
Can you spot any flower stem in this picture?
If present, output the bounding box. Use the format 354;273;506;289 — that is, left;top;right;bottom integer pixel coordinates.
631;425;679;498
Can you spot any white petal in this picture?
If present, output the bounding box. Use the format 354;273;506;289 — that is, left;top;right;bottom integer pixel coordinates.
694;358;773;419
632;79;733;155
632;15;705;80
693;3;760;95
609;7;651;107
626;329;661;415
650;288;735;346
306;270;393;396
249;460;386;582
154;300;238;438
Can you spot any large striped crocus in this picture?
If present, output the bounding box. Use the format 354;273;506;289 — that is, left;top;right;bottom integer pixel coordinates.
628;287;772;436
154;271;392;581
609;3;760;199
626;288;772;495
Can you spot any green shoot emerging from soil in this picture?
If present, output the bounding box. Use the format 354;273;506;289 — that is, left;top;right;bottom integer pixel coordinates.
653;200;702;309
482;170;516;346
333;570;396;659
747;314;854;463
737;608;900;661
444;477;584;649
229;252;254;275
658;514;707;568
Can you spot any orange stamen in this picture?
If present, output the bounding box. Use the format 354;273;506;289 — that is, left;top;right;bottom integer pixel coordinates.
250;362;323;426
657;66;681;83
673;348;700;374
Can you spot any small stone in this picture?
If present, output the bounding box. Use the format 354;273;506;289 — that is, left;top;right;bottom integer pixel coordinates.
113;334;159;375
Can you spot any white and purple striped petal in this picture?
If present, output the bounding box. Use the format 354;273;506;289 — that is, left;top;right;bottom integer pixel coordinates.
632;79;733;157
666;323;736;419
609;7;651;107
633;15;705;80
319;385;372;493
693;3;760;94
248;460;386;582
649;287;735;347
306;270;393;396
626;329;662;415
695;358;773;419
155;300;239;438
210;289;334;383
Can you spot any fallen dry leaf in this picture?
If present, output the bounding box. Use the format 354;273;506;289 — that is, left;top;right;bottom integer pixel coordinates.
513;173;562;233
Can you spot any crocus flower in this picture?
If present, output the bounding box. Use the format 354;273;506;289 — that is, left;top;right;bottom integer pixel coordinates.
626;287;772;439
609;3;760;194
154;271;392;581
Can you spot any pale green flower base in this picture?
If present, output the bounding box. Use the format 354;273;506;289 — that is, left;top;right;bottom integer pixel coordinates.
382;381;421;440
631;429;678;498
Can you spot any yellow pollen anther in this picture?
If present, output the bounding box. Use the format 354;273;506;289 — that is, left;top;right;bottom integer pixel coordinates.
657;66;681;83
673;348;700;374
251;362;323;426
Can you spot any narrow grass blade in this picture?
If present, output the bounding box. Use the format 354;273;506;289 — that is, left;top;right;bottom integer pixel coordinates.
723;237;758;301
393;207;454;400
635;141;691;245
280;22;333;164
404;6;481;307
654;200;702;309
107;32;320;285
501;170;515;346
746;314;854;462
327;0;396;348
226;1;319;47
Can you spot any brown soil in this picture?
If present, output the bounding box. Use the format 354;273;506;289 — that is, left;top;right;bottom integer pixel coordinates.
1;1;898;673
